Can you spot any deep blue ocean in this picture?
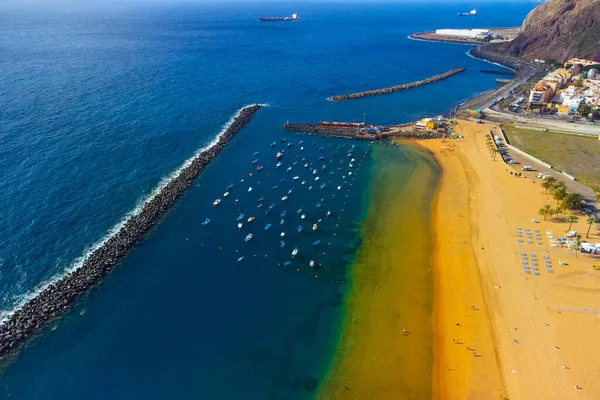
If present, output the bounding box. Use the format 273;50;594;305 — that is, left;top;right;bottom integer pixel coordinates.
0;1;535;398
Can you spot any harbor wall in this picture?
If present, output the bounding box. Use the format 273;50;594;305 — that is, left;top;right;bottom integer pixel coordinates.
283;123;445;140
0;104;263;359
327;68;466;101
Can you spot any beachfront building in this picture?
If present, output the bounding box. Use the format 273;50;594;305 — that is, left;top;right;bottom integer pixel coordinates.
529;81;554;104
567;58;598;68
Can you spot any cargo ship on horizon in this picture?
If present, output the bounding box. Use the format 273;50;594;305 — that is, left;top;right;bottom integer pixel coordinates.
259;13;301;22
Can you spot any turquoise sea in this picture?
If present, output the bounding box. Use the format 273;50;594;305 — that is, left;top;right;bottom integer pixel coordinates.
0;2;535;398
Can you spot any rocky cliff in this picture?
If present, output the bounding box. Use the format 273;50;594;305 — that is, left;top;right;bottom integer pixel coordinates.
500;0;600;62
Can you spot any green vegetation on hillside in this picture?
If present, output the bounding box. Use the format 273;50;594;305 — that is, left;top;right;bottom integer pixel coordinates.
502;125;600;188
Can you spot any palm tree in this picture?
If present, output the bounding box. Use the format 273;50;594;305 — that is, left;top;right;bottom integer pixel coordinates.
566;214;578;231
491;148;499;161
564;193;584;210
551;181;567;193
552;187;567;203
539;204;553;220
541;177;557;193
553;204;564;218
586;216;598;238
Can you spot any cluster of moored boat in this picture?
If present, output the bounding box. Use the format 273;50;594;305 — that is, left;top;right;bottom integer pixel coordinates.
204;137;368;269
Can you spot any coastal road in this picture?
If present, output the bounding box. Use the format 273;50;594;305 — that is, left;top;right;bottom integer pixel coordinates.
485;107;600;136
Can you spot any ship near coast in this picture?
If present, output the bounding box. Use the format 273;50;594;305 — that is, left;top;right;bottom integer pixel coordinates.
259;13;300;22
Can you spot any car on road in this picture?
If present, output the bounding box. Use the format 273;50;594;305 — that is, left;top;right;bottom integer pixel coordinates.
522;166;534;171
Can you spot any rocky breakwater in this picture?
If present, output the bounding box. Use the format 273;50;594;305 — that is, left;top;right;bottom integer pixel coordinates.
283;123;382;140
0;104;263;359
327;68;466;101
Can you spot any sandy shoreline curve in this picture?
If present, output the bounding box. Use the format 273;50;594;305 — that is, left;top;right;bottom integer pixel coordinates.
423;120;600;399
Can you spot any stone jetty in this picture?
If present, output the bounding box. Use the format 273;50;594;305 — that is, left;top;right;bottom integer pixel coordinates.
0;104;263;359
283;123;445;140
327;68;466;101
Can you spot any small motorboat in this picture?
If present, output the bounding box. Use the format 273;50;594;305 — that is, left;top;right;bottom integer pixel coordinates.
322;165;326;171
337;186;342;190
280;219;284;225
287;189;293;195
281;178;286;183
287;142;292;148
238;222;243;229
313;170;317;175
281;232;285;237
264;223;271;230
300;147;304;151
298;225;303;233
272;185;278;190
315;177;320;181
276;152;283;160
297;208;302;214
292;247;298;258
349;163;354;168
254;151;259;156
281;138;287;143
351;158;356;163
244;233;253;242
312;240;320;246
223;192;229;197
320;183;326;190
299;140;304;145
312;224;318;231
252;159;258;164
287;167;292;172
247;216;255;223
284;261;292;266
270;141;276;147
316;203;321;208
301;214;306;219
293;176;299;180
202;218;210;226
276;162;282;168
256;165;263;171
257;197;265;203
257;203;263;209
318;156;324;161
281;241;286;247
326;211;331;218
308;186;313;190
301;181;306;185
351;144;356;149
227;183;234;190
348;171;353;175
282;196;288;201
304;163;309;168
281;211;287;217
237;256;245;262
309;260;315;267
213;199;221;207
248;187;253;193
319;146;324;152
237;214;245;221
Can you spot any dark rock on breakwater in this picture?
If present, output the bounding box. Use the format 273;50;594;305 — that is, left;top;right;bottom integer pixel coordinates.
327;68;466;101
0;104;263;359
283;123;445;140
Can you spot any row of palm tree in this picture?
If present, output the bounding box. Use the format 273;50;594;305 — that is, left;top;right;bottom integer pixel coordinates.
539;206;598;237
540;177;585;211
485;135;499;161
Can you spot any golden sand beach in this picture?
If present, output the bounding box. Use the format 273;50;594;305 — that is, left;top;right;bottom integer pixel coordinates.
423;120;600;399
319;119;600;399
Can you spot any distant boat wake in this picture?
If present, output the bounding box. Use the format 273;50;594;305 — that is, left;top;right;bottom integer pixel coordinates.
0;104;264;358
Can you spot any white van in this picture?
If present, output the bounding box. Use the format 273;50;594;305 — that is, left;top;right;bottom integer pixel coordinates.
522;166;533;171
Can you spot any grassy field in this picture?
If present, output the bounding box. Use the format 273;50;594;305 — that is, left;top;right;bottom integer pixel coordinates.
502;124;600;189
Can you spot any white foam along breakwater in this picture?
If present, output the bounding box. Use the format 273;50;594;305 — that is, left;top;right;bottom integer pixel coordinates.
0;104;263;358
